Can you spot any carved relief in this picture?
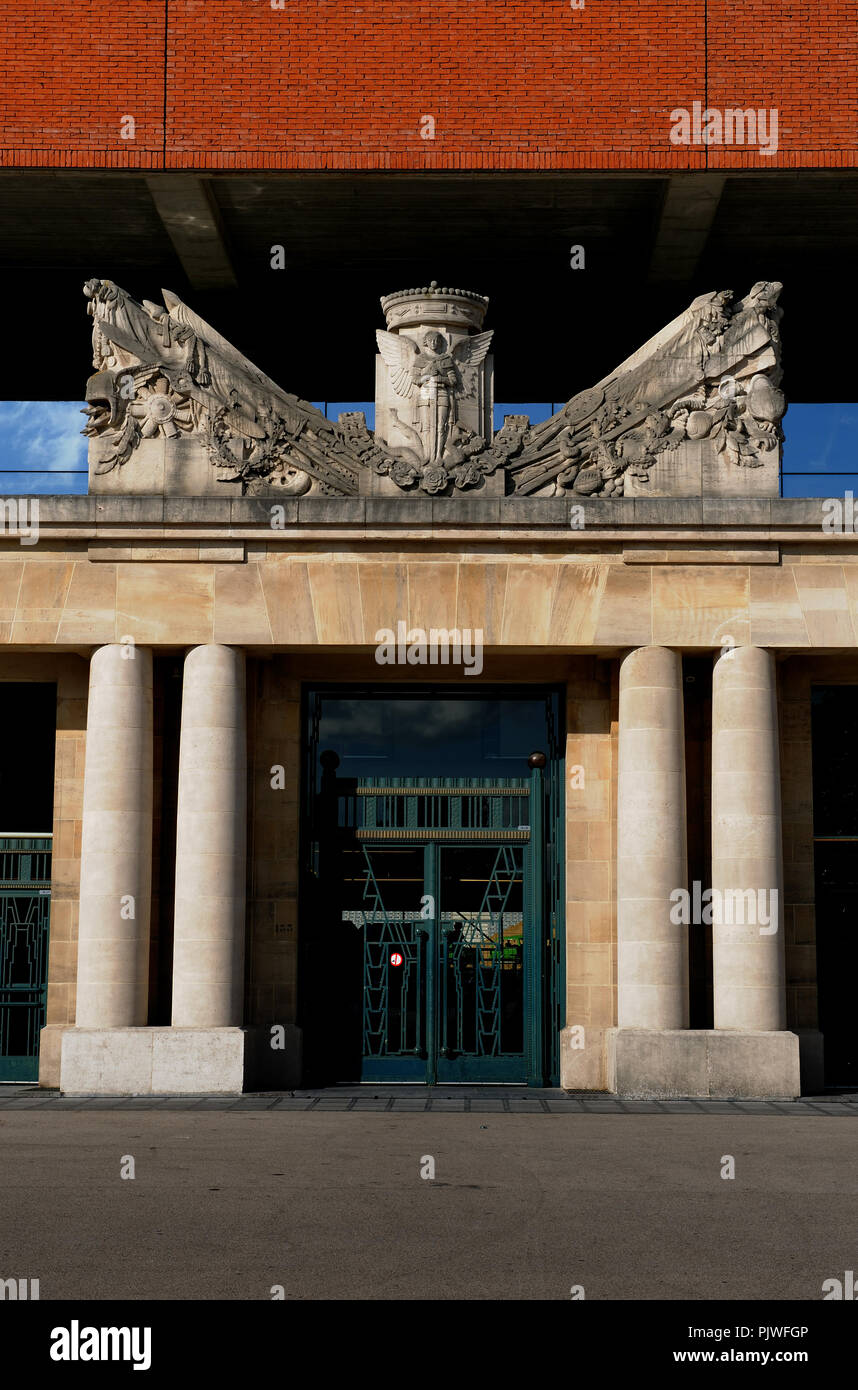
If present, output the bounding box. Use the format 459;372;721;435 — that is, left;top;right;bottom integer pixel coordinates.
508;282;785;498
373;282;497;494
81;277;785;501
375;327;492;465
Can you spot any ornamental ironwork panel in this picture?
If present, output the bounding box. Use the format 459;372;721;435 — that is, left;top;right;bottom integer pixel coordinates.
358;847;426;1062
439;846;524;1061
0;835;52;1083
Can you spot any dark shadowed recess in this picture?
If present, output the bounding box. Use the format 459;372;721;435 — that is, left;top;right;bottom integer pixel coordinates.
1;171;855;404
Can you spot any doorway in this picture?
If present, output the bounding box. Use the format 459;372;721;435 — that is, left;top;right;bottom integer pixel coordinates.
812;685;858;1086
0;683;56;1082
339;810;534;1083
299;687;564;1086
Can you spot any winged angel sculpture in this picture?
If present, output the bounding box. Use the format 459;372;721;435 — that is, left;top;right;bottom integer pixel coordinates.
375;327;493;466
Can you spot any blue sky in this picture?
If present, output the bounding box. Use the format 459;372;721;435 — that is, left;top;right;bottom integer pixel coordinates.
0;400;855;497
0;401;89;494
778;403;858;496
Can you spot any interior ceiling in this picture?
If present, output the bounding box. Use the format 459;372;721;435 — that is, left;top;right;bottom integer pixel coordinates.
1;170;855;404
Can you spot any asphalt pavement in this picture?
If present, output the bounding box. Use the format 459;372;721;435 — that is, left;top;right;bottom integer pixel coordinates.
0;1095;856;1299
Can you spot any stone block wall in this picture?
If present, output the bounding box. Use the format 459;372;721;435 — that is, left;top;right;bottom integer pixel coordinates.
561;659;616;1088
565;659;615;1031
33;656;87;1086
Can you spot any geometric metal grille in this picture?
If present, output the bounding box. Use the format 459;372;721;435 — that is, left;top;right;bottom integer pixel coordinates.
347;778;531;837
440;845;523;1060
359;846;425;1061
0;835;52;1082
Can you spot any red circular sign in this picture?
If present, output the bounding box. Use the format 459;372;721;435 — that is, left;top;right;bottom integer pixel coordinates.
390;952;403;967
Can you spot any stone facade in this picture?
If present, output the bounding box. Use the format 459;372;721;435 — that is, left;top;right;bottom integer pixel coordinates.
0;279;846;1098
4;489;849;1097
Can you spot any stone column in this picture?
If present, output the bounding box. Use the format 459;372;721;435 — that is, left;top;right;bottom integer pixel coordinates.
712;646;786;1031
617;646;688;1029
75;643;153;1028
171;645;247;1028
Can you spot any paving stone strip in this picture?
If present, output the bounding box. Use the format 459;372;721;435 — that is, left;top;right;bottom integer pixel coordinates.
2;1085;858;1114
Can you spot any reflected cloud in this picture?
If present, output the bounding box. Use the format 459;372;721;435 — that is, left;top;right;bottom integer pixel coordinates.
318;695;547;779
0;402;88;494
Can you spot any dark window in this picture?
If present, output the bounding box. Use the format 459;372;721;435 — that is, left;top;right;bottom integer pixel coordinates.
811;685;858;1086
313;693;550;788
0;683;55;830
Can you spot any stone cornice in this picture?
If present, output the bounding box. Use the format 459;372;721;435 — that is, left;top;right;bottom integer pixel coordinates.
10;495;857;554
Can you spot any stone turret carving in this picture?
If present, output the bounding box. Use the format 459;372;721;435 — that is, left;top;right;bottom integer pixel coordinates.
81;277;784;500
374;283;495;494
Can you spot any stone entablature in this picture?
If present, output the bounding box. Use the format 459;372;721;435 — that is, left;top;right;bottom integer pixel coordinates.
82;277;786;502
1;497;858;652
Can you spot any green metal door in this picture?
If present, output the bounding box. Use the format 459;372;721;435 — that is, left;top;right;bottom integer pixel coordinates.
300;686;566;1087
356;844;428;1080
434;843;530;1082
343;776;542;1083
0;836;52;1083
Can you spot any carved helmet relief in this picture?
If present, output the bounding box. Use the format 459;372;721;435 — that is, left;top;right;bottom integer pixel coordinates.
81;276;785;500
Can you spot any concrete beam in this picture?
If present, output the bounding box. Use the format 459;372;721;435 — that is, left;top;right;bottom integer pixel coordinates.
647;173;727;283
145;175;237;290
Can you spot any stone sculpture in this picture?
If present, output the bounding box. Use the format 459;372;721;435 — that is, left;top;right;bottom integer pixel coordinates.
82;276;785;499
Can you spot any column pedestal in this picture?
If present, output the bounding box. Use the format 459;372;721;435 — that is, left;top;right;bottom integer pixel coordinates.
606;646;702;1096
605;1028;799;1099
59;1025;302;1095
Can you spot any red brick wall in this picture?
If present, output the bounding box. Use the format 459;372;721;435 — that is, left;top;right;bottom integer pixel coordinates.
1;0;855;170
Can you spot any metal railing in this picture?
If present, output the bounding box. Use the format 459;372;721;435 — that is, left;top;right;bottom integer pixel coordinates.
333;777;532;840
